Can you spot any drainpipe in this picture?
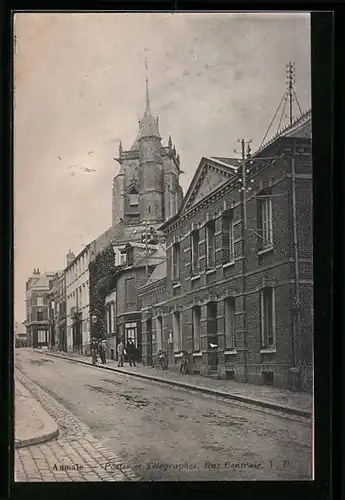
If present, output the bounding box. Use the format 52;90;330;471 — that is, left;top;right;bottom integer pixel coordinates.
241;139;248;383
291;140;301;370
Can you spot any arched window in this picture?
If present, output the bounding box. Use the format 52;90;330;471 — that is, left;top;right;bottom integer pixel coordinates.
128;187;139;207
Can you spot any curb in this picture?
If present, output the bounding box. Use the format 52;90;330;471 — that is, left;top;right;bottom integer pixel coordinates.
38;350;312;420
15;379;60;449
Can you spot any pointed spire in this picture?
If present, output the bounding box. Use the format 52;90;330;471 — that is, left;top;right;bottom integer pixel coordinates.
168;135;172;148
138;59;161;141
145;75;150;112
119;141;123;156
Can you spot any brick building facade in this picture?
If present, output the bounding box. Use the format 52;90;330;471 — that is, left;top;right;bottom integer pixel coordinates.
140;111;312;391
138;261;168;367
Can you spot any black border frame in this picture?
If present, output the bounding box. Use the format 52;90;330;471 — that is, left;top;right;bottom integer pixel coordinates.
1;7;337;500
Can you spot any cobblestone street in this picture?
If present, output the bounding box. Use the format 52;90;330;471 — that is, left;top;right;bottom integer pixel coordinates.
15;349;312;481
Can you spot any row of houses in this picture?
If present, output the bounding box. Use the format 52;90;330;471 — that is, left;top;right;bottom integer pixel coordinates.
24;82;313;391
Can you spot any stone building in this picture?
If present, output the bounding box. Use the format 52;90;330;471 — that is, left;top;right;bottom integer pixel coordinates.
112;78;184;228
140;110;313;391
65;247;91;354
114;242;166;358
25;269;56;348
87;76;183;356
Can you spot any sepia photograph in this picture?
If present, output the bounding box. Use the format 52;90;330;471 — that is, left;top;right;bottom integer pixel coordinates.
14;11;313;482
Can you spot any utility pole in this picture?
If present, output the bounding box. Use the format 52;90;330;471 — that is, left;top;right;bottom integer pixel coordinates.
145;220;149;280
236;137;252;384
286;61;296;126
239;138;248;230
291;139;301;370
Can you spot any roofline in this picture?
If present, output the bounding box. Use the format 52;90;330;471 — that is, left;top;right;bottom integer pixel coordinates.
254;108;311;156
64;243;91;273
158;212;181;231
205;157;239;170
137;276;167;295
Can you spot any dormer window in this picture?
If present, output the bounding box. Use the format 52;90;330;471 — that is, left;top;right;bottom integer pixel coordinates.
129;188;139;206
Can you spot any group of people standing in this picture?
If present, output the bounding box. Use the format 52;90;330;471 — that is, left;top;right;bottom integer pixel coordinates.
90;337;137;367
91;337;107;365
117;338;137;367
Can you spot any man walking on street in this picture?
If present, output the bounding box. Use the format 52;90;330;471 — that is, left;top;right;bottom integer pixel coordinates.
127;339;136;367
91;338;98;365
99;337;107;364
117;339;124;367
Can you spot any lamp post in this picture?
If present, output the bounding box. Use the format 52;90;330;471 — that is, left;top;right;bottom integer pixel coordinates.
91;314;98;336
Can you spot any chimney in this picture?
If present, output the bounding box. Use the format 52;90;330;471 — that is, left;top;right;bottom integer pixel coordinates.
66;250;75;266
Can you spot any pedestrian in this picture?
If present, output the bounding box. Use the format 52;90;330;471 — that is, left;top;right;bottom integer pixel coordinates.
117;339;124;367
99;338;106;364
180;350;189;374
91;338;98;365
127;339;136;367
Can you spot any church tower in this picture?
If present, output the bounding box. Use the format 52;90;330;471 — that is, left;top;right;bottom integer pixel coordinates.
112;72;184;227
138;78;164;223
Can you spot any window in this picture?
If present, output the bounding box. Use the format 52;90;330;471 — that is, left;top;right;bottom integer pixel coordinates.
106;306;112;335
191;230;200;274
129;190;139;206
172;242;180;282
260;288;275;347
206;302;217;335
173;311;181;351
192;306;201;351
126;246;134;266
156;316;163;350
258;195;273;248
206;220;216;268
125;322;137;347
37;310;43;321
125;278;136;304
222;212;235;264
37;296;43;306
37;330;46;343
224;297;235;349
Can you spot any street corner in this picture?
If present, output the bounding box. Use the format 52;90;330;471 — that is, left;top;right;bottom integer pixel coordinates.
15;379;59;448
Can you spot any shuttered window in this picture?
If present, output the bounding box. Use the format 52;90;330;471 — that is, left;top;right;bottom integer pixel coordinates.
206;220;215;269
173;311;181;351
222;211;235;264
260;288;275;347
224;297;235;349
192;306;201;351
257;193;273;249
191;230;200;275
125;278;136;305
172;242;180;282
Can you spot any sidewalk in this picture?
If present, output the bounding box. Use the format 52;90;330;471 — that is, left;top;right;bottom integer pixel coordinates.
14;369;141;482
39;350;313;420
15;378;59;448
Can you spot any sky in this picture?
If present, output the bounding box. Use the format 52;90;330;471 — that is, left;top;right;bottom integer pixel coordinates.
14;12;311;322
